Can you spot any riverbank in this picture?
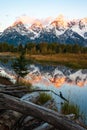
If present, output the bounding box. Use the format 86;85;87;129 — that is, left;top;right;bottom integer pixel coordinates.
26;53;87;69
0;52;87;69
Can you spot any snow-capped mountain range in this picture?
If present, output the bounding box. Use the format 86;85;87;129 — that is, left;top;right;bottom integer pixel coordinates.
0;16;87;46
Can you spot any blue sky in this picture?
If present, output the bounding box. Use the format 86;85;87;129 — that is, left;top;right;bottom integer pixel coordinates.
0;0;87;31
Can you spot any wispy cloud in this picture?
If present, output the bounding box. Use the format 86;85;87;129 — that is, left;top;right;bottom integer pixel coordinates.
14;15;53;25
15;15;35;24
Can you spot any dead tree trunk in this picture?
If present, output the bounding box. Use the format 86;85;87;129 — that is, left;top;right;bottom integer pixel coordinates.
0;93;85;130
0;110;22;130
0;84;69;102
0;92;40;130
0;85;32;97
19;99;57;130
33;123;53;130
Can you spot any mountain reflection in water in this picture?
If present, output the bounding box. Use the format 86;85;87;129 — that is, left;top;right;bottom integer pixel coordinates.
0;62;87;124
25;64;87;124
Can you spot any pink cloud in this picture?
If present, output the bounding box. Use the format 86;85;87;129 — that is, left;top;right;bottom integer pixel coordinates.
14;15;53;26
41;16;54;25
14;15;35;24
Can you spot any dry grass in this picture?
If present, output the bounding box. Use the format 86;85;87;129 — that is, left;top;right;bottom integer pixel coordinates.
26;53;87;69
61;102;80;119
0;52;18;57
0;52;87;69
38;92;52;105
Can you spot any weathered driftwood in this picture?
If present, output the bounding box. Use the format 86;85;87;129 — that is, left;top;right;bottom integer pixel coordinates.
43;99;57;111
0;89;57;130
0;110;22;130
0;84;69;102
0;85;69;101
19;99;57;130
0;84;24;89
33;123;53;130
17;116;42;130
0;85;31;97
66;114;75;120
21;92;40;103
0;92;40;130
21;116;35;126
0;93;85;130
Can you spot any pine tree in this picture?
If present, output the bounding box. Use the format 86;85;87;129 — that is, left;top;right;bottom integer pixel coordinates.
12;51;28;78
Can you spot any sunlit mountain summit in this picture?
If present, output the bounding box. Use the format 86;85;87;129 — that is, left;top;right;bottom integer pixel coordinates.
0;15;87;46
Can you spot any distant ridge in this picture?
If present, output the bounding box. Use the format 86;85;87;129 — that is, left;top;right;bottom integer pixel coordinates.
0;16;87;46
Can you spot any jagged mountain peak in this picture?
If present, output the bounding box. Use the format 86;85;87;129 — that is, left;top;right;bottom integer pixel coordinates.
7;20;32;36
68;18;87;28
12;21;24;27
67;19;87;39
30;21;43;33
80;18;87;24
12;20;28;31
67;19;79;28
0;16;87;46
51;15;68;29
31;21;43;27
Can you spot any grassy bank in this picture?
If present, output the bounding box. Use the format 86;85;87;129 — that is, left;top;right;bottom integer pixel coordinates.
26;53;87;69
0;52;87;69
61;102;80;119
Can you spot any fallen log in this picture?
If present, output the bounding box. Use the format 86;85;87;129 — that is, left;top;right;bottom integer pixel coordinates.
0;85;32;97
0;85;30;91
19;99;57;130
21;92;40;103
0;110;22;130
0;92;40;130
0;93;85;130
33;123;53;130
0;87;69;101
0;92;55;130
43;99;57;111
0;84;69;101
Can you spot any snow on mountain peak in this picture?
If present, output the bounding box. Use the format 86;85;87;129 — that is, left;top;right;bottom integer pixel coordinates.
69;19;87;38
0;16;87;46
81;18;87;24
51;15;68;29
30;21;43;33
31;21;43;27
12;21;24;27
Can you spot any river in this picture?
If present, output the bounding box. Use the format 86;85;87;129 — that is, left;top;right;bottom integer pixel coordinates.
0;61;87;124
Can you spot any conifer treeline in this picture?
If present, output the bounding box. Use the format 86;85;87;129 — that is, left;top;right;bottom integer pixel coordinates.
0;42;87;54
